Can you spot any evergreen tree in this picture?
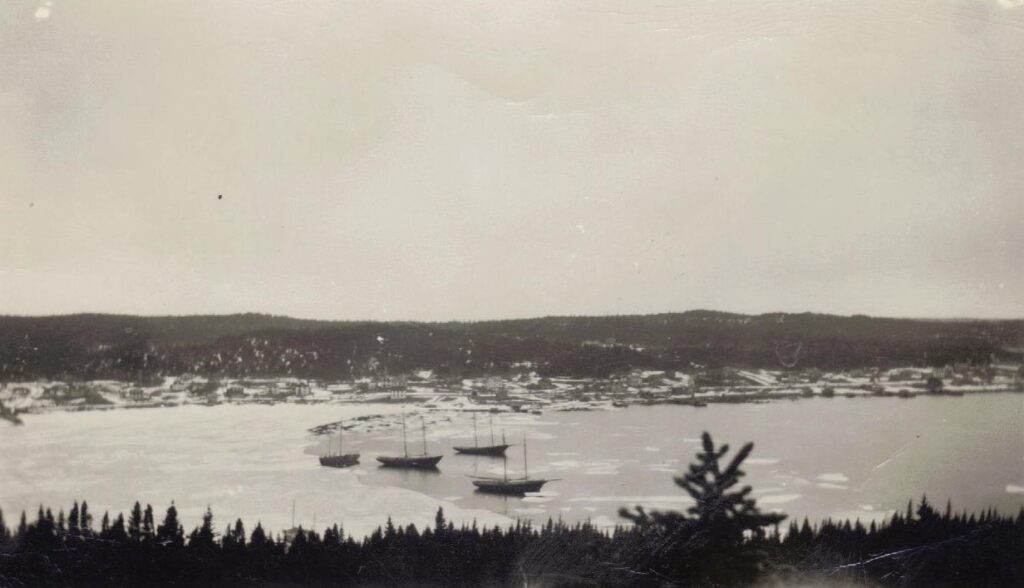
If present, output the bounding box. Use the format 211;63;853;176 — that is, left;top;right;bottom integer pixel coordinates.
128;501;143;542
620;431;786;586
435;506;446;535
143;504;154;540
190;506;216;550
156;503;184;546
80;501;92;534
250;521;267;548
109;513;128;543
68;501;80;535
231;519;246;548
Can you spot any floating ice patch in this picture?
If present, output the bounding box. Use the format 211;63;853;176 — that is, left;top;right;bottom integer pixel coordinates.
512;508;547;515
521;496;554;503
570;496;693;504
649;466;677;473
817;482;848;490
584;469;619;476
442;496;463;501
859;504;875;511
549;460;583;468
546;452;579;457
1007;484;1024;494
643;446;660;452
758;494;802;505
746;458;780;466
752;487;784;495
817;473;850;483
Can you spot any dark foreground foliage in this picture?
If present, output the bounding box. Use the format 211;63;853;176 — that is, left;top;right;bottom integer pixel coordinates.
0;434;1021;587
2;499;1019;587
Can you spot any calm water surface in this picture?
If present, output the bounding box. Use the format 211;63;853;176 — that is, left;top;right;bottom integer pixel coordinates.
2;394;1022;535
347;394;1024;528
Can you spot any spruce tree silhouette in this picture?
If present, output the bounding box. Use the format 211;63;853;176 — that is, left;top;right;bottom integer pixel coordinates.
190;506;216;551
156;503;184;546
620;431;786;586
128;501;143;542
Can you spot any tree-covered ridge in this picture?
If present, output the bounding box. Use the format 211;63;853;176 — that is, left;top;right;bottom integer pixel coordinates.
1;311;1021;380
0;433;1021;587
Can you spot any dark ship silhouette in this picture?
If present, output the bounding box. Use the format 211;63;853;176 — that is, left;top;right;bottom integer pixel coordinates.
453;412;509;456
471;433;556;495
376;412;443;469
318;420;359;468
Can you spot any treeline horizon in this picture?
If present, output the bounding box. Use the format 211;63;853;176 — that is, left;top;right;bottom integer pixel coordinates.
1;496;1021;587
1;310;1021;381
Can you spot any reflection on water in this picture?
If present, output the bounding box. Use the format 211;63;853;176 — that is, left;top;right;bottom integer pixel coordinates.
349;394;1024;527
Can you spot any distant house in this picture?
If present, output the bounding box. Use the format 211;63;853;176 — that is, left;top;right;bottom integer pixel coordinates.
170;377;193;393
382;376;407;391
225;386;246;399
41;384;70;404
626;371;645;388
126;388;147;402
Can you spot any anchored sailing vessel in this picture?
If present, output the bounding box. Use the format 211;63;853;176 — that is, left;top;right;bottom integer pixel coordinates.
319;421;360;468
376;413;443;469
471;434;556;495
454;412;509;456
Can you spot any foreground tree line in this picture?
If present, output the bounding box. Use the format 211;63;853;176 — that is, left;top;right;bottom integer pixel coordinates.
1;434;1021;587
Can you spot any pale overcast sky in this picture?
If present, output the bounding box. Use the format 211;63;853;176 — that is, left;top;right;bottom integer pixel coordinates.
1;1;1022;321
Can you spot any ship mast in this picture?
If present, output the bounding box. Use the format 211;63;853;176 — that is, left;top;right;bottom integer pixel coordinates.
421;417;428;456
473;412;478;448
489;413;495;446
523;433;529;479
402;411;409;458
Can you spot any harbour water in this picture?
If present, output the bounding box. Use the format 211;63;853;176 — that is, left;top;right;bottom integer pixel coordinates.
2;394;1022;537
346;393;1024;528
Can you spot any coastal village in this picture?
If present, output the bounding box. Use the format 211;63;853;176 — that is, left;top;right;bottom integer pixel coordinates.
2;362;1022;423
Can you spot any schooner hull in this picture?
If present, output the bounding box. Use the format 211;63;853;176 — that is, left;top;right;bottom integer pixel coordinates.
376;455;443;469
453;444;510;456
319;454;360;468
472;478;550;495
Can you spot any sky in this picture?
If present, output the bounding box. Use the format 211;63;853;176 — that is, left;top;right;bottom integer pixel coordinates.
1;0;1022;321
